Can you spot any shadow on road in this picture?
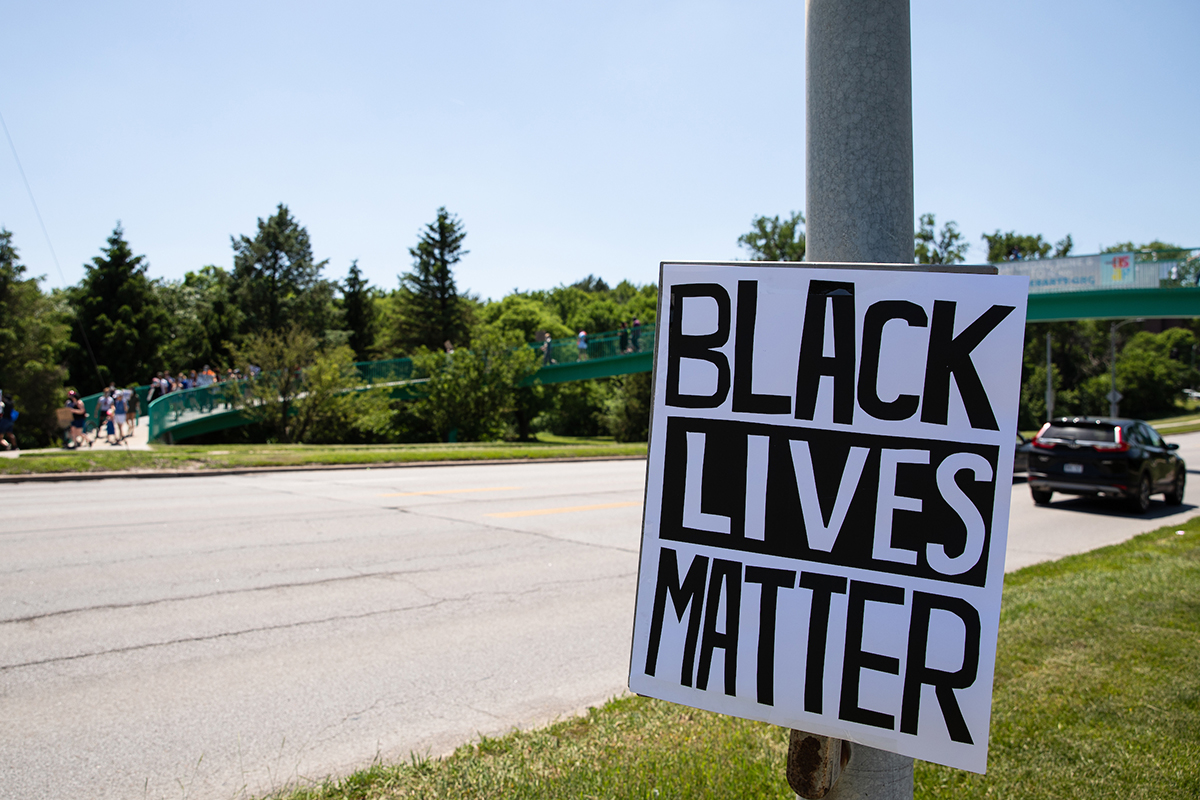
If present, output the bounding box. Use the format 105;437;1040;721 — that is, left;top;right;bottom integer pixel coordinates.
1020;494;1196;519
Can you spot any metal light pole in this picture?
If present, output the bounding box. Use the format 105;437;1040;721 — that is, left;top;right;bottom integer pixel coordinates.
791;1;914;798
1046;332;1055;422
1108;319;1142;417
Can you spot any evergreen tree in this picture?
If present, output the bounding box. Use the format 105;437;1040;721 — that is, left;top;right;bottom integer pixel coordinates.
392;207;471;352
342;260;377;361
67;224;170;391
0;229;70;445
231;204;337;336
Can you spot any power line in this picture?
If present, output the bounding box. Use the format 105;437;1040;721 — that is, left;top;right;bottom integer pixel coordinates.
1;107;104;389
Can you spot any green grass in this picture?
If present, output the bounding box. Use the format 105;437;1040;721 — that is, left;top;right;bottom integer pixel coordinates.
0;435;646;476
266;517;1200;800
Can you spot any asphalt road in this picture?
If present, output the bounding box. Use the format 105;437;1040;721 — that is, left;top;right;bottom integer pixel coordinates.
2;433;1197;800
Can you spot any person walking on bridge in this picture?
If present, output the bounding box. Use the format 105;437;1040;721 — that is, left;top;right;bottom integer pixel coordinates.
66;390;89;449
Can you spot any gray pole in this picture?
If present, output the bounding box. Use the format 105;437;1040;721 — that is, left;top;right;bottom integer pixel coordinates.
791;1;915;798
806;0;914;265
1046;332;1054;422
1110;322;1119;417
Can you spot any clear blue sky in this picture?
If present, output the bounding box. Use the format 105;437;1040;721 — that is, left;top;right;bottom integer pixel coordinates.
2;1;1196;302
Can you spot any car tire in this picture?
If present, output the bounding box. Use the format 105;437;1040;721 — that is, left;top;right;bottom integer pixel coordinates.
1031;487;1053;506
1127;474;1152;514
1165;469;1186;505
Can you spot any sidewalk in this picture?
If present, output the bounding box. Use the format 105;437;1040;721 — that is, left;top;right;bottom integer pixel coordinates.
0;416;152;459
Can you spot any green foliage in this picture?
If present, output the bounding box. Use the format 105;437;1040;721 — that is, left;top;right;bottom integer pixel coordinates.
521;280;657;336
233;326;388;443
231;204;339;337
1102;239;1181;255
914;213;968;265
480;295;573;344
600;371;652;442
66;223;171;392
386;207;473;354
0;229;70;446
982;230;1072;262
342;260;378;361
916;520;1200;799
535;380;609;437
158;265;242;371
738;211;806;261
409;326;539;442
1109;328;1196;418
1020;321;1198;426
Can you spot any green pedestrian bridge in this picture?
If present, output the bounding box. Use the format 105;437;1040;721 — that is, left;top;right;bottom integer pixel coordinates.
81;250;1195;444
144;324;658;443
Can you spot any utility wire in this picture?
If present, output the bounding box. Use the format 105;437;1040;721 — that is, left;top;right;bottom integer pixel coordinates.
1;107;104;389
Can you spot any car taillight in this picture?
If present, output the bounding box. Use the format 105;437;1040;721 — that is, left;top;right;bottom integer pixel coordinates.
1031;422;1054;449
1094;427;1129;452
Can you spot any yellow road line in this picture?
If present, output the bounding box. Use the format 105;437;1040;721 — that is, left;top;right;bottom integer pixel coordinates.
486;501;641;518
378;486;522;497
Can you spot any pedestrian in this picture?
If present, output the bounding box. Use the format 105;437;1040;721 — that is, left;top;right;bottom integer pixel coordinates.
631;318;642;352
126;387;139;431
619;322;629;354
93;388;113;444
0;390;17;451
113;387;128;440
66;390;89;449
577;330;588;361
104;406;117;444
542;331;554;365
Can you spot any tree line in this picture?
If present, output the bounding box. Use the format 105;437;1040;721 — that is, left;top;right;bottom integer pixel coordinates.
2;205;1196;448
0;206;657;447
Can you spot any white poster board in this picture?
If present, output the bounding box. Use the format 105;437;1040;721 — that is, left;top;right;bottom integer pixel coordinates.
628;262;1029;773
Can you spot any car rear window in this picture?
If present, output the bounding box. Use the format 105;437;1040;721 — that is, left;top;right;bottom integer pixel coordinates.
1042;425;1117;443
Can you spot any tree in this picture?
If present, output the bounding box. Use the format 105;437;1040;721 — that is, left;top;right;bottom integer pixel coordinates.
233;325;389;443
738;211;806;261
231;204;338;336
67;223;170;391
981;230;1072;263
159;265;242;371
409;326;539;442
914;213;968;265
388;207;472;353
0;229;70;446
342;260;377;361
601;371;652;442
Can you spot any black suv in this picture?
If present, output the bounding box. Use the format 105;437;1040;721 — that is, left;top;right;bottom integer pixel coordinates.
1027;417;1186;512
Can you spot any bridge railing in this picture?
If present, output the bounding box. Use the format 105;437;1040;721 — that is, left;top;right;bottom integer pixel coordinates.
147;380;250;441
79;384;153;424
536;323;656;366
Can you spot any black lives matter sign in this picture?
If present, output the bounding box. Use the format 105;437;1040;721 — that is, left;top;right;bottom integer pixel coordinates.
629;262;1028;773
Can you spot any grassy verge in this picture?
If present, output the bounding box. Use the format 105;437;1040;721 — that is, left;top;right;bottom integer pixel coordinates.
270;516;1200;800
0;435;646;476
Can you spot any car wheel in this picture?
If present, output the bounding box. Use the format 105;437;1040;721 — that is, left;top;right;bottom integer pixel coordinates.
1127;474;1152;514
1165;468;1186;505
1031;487;1053;506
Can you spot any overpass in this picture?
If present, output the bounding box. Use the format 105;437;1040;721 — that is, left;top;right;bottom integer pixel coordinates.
145;324;658;442
88;250;1194;443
